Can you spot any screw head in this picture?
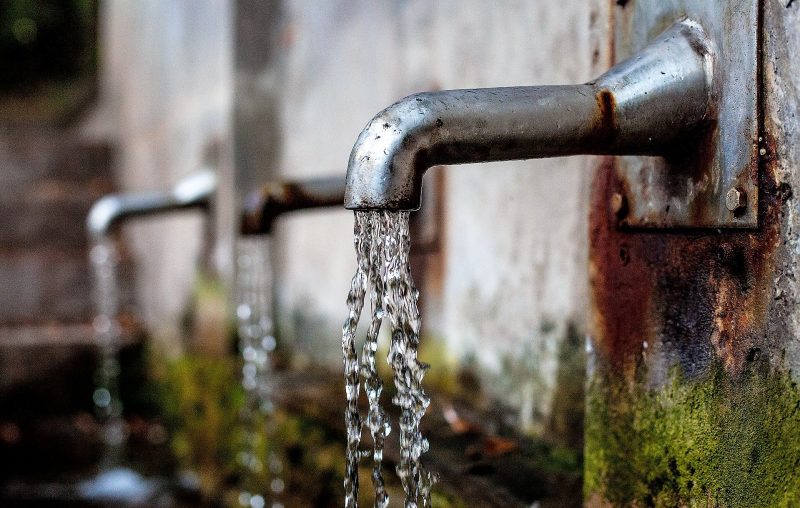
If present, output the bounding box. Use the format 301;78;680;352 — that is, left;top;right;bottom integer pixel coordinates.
726;188;747;213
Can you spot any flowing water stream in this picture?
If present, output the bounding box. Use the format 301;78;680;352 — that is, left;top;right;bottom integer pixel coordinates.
235;236;284;508
343;210;434;508
89;239;126;467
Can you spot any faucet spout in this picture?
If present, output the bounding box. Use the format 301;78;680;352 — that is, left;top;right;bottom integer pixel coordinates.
87;168;217;242
240;176;347;235
345;20;713;210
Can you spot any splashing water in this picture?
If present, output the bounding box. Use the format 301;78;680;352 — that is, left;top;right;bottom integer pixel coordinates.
342;210;434;508
235;236;284;508
89;239;127;466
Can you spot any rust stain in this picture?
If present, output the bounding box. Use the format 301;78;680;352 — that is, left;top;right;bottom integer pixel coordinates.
594;89;618;147
590;157;654;377
590;132;784;377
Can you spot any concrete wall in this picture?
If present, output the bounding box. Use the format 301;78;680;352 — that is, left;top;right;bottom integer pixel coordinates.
101;0;233;348
270;0;595;434
101;0;597;437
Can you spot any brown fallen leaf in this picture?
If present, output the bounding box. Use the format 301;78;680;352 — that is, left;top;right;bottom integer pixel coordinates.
466;435;518;460
442;404;483;435
481;435;518;457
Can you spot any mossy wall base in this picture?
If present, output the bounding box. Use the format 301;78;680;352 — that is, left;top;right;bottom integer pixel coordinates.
585;362;800;507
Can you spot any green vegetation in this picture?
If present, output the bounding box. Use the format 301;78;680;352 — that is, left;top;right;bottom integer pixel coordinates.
153;353;347;505
0;0;97;89
156;355;245;497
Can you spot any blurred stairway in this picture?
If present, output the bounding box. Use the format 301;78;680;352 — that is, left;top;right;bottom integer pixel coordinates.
0;126;132;415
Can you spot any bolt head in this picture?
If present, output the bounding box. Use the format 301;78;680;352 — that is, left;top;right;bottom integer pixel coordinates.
610;192;627;217
726;188;747;213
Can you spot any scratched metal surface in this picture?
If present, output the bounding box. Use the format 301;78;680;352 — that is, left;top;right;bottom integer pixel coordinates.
613;0;760;228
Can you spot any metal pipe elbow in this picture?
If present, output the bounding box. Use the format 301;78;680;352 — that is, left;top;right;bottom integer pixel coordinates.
240;182;289;235
344;92;446;211
86;194;131;241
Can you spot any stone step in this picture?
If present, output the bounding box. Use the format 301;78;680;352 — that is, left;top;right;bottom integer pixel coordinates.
0;249;93;324
0;197;94;248
0;131;114;202
0;323;141;413
0;132;114;249
0;249;136;325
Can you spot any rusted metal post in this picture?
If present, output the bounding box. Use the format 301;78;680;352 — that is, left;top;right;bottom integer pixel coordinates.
583;1;800;506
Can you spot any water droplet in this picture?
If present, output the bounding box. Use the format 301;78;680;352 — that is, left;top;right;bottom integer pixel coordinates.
238;491;252;506
93;388;111;408
89;244;110;264
245;360;259;375
269;456;283;474
270;478;285;493
237;304;252;320
262;335;276;351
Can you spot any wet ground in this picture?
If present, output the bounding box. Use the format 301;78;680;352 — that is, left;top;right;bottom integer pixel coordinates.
0;361;581;507
273;369;582;507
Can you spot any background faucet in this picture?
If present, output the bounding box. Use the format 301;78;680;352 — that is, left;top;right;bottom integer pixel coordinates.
240;176;346;235
86;168;217;243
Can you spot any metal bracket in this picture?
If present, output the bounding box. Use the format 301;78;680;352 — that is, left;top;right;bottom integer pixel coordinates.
613;0;759;229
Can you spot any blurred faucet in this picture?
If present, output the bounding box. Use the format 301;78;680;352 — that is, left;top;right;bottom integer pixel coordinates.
87;169;217;242
240;176;346;235
344;21;713;210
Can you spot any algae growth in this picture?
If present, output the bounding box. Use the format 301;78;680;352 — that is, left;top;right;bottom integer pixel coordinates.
585;355;800;507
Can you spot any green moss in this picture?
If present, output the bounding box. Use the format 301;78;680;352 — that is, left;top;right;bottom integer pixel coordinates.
585;358;800;507
548;323;586;448
428;490;469;508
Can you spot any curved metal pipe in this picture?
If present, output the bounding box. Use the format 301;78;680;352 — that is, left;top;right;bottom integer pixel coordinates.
87;168;217;242
240;176;347;235
345;20;713;210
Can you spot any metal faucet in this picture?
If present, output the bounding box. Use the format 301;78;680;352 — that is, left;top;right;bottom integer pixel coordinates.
86;169;217;242
240;176;346;235
344;21;713;211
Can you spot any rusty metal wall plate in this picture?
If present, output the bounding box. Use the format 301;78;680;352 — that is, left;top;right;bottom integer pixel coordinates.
613;0;759;228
